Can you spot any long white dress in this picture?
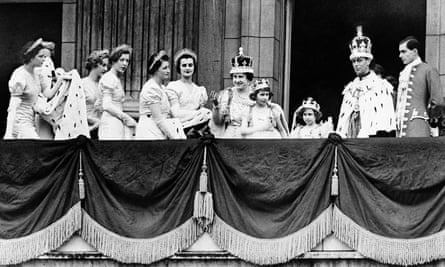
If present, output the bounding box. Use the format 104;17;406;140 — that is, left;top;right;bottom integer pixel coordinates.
290;124;324;138
135;78;185;140
166;80;211;128
98;72;128;140
243;105;282;139
82;77;102;131
6;59;90;140
5;66;41;139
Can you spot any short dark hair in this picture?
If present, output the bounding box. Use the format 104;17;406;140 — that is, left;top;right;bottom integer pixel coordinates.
109;44;132;64
373;63;385;77
400;36;420;51
295;107;322;124
85;49;109;72
148;51;170;75
230;72;254;81
250;88;273;101
176;54;196;74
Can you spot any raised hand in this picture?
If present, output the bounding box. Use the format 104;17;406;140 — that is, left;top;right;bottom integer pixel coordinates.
209;90;219;106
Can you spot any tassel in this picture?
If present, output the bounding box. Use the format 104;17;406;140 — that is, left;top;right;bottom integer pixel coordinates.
78;151;85;200
331;146;339;197
193;192;214;232
193;146;214;232
199;165;208;192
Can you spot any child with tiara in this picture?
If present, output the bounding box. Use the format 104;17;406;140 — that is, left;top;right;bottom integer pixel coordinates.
290;97;331;138
240;79;289;138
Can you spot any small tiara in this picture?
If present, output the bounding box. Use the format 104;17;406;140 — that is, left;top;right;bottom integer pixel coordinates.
149;50;168;72
299;97;320;112
174;48;197;66
253;79;270;90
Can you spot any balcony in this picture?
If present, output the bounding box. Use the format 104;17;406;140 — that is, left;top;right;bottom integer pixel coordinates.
1;134;445;266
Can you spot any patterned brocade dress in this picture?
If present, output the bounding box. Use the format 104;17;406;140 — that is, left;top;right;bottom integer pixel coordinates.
218;87;254;138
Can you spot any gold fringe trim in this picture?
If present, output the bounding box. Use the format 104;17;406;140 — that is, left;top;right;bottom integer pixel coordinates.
0;202;82;265
333;206;445;266
211;207;332;265
81;211;202;264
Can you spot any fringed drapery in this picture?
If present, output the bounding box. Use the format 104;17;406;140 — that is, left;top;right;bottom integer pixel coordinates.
333;206;445;266
78;139;205;264
212;209;332;265
81;212;200;264
206;139;335;264
334;137;445;265
0;138;82;264
2;136;445;265
0;203;81;265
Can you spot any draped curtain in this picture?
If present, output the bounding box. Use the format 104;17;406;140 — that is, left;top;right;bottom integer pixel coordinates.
1;135;445;265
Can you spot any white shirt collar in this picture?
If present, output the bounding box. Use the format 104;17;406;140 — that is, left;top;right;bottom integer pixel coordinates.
405;57;422;70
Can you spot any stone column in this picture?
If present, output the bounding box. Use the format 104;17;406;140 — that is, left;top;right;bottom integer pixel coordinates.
223;0;287;106
61;0;77;71
426;0;445;94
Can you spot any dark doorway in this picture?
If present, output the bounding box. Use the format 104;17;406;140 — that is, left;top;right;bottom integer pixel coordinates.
0;3;62;137
290;0;426;126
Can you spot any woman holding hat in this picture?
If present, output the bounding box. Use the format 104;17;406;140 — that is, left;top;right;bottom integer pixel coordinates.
135;50;185;140
240;79;288;138
166;48;211;138
98;44;136;140
4;38;55;139
290;97;325;138
211;47;255;138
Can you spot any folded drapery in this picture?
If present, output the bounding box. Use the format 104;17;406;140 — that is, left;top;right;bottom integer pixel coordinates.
0;138;82;265
334;137;445;265
1;136;445;266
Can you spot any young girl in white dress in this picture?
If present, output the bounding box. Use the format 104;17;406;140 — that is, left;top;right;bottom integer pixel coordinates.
290;97;325;138
240;79;288;138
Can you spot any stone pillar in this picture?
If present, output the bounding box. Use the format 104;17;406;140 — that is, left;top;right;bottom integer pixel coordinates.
426;0;445;94
223;0;287;106
61;0;77;71
223;0;242;88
